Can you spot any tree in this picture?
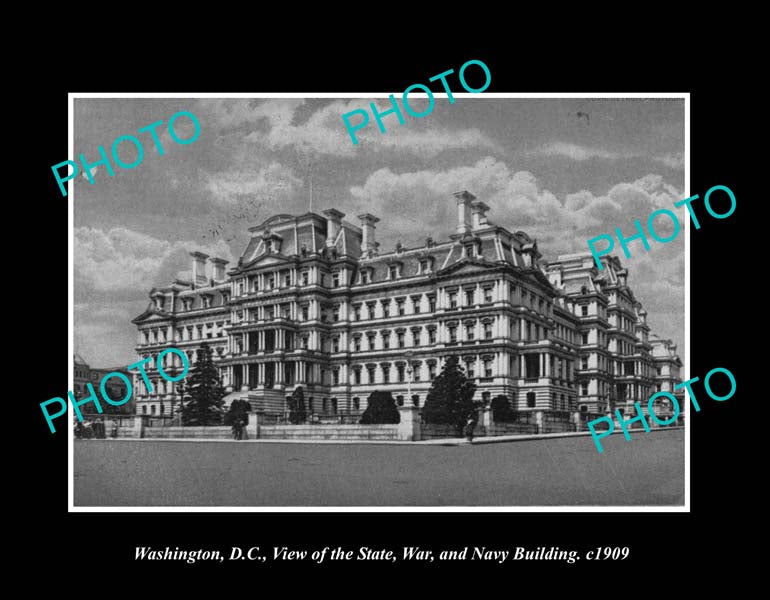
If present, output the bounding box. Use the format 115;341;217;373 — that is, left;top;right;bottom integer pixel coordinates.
224;398;251;439
179;342;226;426
491;395;515;422
359;391;400;424
287;386;307;424
422;355;479;434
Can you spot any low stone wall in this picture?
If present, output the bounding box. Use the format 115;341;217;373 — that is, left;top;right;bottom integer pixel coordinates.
143;426;233;439
420;424;463;439
488;422;539;436
258;424;398;441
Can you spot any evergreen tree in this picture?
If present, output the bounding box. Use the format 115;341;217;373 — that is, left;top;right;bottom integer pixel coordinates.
359;391;400;424
179;342;226;426
491;395;515;422
422;355;479;434
288;386;307;424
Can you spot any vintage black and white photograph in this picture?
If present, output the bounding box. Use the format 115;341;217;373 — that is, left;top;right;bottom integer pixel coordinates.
70;94;687;508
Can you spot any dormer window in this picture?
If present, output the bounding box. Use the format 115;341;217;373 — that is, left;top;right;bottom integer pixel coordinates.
301;271;309;286
332;272;340;288
360;270;370;284
268;274;275;289
465;243;476;257
265;240;272;253
419;259;432;273
389;265;399;280
202;296;211;309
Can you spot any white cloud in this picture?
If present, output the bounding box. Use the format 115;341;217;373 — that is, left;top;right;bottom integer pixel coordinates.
654;152;684;169
202;98;501;158
204;162;302;206
75;227;235;293
529;142;685;171
529;142;627;161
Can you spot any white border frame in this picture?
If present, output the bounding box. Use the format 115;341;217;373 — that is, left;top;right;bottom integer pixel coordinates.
68;92;690;513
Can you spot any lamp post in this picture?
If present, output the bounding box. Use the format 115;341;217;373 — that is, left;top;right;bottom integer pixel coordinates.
405;350;413;405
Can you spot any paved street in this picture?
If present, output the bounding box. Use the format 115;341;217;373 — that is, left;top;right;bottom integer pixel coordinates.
73;429;684;507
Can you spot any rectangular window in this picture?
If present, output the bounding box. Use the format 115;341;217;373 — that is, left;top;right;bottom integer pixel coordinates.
332;273;340;288
382;302;390;318
361;270;369;284
301;271;309;286
484;360;493;378
429;364;436;380
428;329;437;344
367;334;376;350
465;290;474;306
581;357;588;370
301;305;309;321
383;333;390;349
268;275;275;289
428;295;436;312
449;292;457;309
354;369;361;385
333;306;340;322
397;365;405;383
397;332;405;348
332;338;340;353
466;362;475;379
527;392;536;408
581;383;589;396
581;305;588;316
332;370;339;385
483;288;493;304
354;337;361;352
484;322;493;340
466;325;475;340
302;336;309;350
382;365;390;383
367;367;376;383
389;265;398;279
397;299;405;315
582;333;589;345
412;296;421;313
449;326;457;343
354;305;361;321
284;273;291;287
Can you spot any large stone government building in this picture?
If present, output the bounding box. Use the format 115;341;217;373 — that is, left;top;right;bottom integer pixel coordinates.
132;191;683;426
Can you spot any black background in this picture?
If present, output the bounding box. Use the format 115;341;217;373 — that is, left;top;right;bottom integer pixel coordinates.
23;29;748;589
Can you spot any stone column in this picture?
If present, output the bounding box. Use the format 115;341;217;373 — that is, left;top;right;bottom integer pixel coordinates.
480;404;494;435
247;412;260;439
397;405;421;441
133;416;145;439
535;410;544;434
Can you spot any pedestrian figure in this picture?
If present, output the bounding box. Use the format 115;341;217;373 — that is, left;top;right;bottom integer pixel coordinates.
465;417;475;443
111;419;119;438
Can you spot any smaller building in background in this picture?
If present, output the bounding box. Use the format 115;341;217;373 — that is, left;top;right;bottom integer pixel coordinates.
73;353;135;416
650;336;684;424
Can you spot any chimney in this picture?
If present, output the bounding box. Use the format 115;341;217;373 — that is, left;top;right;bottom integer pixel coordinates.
209;257;229;282
190;251;209;286
358;213;380;254
322;209;345;247
453;190;475;234
470;199;490;229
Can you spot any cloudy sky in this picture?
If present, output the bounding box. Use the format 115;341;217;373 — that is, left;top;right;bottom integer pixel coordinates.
73;96;685;367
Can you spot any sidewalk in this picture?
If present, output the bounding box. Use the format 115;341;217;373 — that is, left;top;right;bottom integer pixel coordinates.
94;426;683;446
